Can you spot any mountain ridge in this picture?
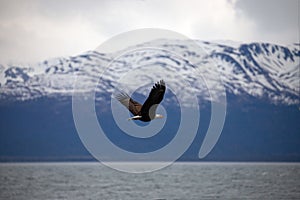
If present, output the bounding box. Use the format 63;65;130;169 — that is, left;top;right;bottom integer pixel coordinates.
0;40;299;162
1;40;299;106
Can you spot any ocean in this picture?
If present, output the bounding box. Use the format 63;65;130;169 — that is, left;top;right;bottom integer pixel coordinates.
0;162;299;200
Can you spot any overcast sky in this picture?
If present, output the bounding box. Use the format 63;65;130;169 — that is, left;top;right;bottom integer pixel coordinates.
0;0;298;64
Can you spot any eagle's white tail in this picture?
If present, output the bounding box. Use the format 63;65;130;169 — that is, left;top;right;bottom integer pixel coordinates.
128;116;142;121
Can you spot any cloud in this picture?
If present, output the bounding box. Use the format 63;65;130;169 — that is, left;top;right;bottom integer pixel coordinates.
0;0;104;64
0;0;298;64
234;0;299;44
235;0;298;31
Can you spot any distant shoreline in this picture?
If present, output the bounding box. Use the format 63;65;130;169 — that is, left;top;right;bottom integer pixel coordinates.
1;157;300;163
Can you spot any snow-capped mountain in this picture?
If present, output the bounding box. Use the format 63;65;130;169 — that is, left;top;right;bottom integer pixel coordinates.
1;40;300;162
0;40;299;105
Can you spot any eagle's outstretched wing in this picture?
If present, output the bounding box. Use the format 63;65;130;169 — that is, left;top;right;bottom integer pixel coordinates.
115;92;142;116
141;80;166;119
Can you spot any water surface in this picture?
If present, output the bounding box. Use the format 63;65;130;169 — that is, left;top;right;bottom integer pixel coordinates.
0;162;299;199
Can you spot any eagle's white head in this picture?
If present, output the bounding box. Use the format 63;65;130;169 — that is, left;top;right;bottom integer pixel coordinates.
154;114;164;119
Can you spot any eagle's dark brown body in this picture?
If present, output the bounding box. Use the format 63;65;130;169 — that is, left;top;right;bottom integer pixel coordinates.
115;80;166;122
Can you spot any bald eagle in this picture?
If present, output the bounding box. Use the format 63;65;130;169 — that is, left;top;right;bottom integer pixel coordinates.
115;80;166;122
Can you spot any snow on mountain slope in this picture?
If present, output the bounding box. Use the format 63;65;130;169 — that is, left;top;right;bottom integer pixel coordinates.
0;40;299;105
